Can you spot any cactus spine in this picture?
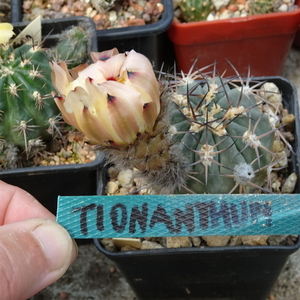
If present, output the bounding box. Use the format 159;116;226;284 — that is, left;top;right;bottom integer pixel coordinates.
0;23;92;168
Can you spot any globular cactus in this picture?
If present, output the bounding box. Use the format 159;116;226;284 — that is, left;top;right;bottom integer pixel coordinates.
0;21;92;161
0;40;59;153
51;49;294;194
169;73;275;194
47;24;93;69
179;0;213;22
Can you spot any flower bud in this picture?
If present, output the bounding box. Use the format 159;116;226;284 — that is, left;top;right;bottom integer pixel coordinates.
51;48;160;146
0;23;15;44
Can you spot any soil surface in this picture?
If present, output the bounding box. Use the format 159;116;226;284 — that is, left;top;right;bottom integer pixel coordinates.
25;46;300;300
22;0;164;30
0;0;11;21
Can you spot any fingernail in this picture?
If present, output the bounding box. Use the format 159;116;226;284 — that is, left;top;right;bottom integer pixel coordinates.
32;220;77;271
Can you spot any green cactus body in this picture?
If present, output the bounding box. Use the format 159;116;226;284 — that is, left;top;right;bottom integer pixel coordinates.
170;78;274;194
249;0;275;15
179;0;213;22
47;26;91;69
0;42;59;151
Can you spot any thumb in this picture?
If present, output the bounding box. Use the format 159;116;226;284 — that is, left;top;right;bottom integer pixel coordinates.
0;218;77;300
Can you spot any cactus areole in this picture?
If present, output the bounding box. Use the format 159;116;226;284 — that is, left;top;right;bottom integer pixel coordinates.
0;43;59;150
170;78;274;194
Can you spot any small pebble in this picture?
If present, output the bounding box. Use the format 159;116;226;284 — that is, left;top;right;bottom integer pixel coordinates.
166;236;192;248
190;236;201;247
228;4;238;12
141;240;164;249
117;169;134;188
241;235;269;246
60;292;69;299
281;173;297;193
278;3;288;11
202;236;230;246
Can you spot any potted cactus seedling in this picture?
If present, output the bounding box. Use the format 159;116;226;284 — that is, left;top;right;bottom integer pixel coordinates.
10;0;175;69
51;47;300;299
168;0;300;76
0;17;106;214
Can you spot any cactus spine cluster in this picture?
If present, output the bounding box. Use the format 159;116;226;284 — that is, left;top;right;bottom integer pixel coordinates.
0;22;91;168
179;0;213;22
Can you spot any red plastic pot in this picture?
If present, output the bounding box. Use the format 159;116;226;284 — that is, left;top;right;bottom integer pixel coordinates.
168;1;300;76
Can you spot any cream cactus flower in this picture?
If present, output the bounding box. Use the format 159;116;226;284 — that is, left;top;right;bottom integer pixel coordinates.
50;48;161;146
0;23;15;44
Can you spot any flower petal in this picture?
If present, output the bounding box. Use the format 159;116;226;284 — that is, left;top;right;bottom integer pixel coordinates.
84;53;127;83
0;23;15;44
50;61;74;95
70;63;89;79
66;86;115;144
90;48;119;63
99;81;149;144
120;50;160;113
82;78;125;144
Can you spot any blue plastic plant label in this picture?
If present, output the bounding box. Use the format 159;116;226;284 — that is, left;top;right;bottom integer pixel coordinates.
56;194;300;239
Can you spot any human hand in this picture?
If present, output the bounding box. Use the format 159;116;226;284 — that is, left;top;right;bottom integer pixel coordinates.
0;180;78;300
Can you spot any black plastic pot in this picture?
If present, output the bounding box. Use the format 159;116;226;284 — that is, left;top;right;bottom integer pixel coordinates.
11;16;98;53
0;17;100;215
0;152;106;215
96;0;174;69
95;238;300;300
10;0;175;70
94;76;300;300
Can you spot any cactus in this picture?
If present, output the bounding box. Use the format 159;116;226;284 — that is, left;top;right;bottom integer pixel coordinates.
0;21;92;161
51;50;294;194
169;72;276;194
47;24;93;69
248;0;276;15
0;40;59;153
179;0;213;22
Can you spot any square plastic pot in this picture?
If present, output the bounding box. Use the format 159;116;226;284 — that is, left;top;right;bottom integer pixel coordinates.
167;1;300;76
94;76;300;300
96;0;174;69
0;152;106;215
0;18;100;215
10;0;175;70
11;16;98;53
